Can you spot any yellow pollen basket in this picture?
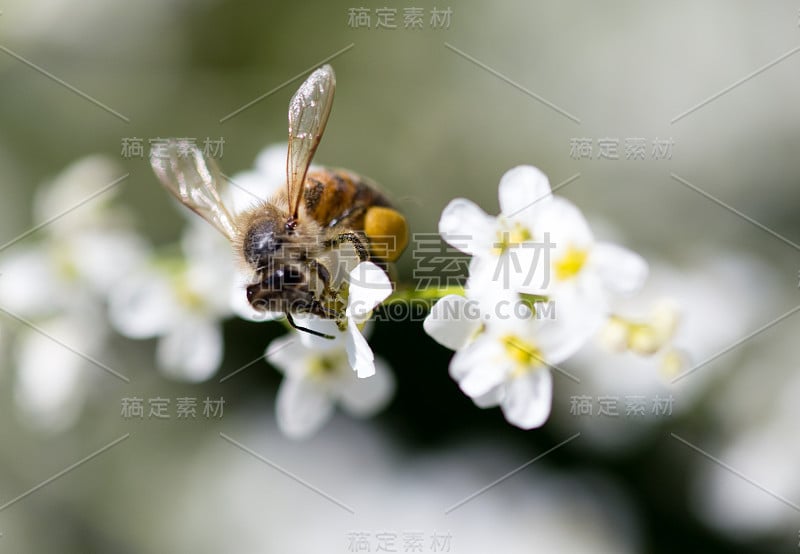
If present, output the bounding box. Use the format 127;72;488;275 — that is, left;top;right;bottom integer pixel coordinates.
493;223;532;255
364;206;409;262
501;334;544;375
555;245;588;281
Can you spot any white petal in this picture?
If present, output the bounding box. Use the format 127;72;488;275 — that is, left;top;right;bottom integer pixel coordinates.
346;262;392;321
71;230;150;295
294;315;348;352
531;290;604;364
498;166;552;218
264;334;309;375
423;295;481;351
473;385;504;408
276;377;334;440
183;258;236;318
226;145;287;214
13;319;94;431
534;196;594;248
181;216;232;263
108;268;179;338
438;198;496;256
0;247;59;317
450;339;508;398
156;319;223;382
254;144;289;185
345;322;375;378
501;369;552;429
591;242;649;295
467;245;550;303
226;170;270;215
33;155;120;230
337;357;396;417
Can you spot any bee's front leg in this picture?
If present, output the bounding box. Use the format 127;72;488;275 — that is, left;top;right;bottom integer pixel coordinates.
326;231;370;262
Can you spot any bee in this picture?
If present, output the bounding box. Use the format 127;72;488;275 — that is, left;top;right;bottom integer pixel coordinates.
150;65;409;338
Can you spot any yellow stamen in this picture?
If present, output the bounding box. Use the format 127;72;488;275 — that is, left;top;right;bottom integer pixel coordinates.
492;224;532;255
659;348;686;378
501;334;544;376
599;315;629;352
173;274;205;311
55;255;79;282
308;353;345;379
627;323;660;355
554;245;588;281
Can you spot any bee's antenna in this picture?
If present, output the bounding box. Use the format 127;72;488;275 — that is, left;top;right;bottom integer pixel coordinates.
286;312;335;340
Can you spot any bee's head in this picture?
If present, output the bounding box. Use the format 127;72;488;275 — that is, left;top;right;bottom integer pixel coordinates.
242;216;283;270
246;264;312;313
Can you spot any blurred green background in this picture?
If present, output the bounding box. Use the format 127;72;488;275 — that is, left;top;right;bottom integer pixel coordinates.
1;1;799;552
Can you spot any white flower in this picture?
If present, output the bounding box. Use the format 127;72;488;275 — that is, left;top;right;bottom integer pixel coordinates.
532;194;648;308
266;330;395;440
427;165;654;430
0;156;147;318
108;219;235;382
295;261;393;379
439;165;648;320
425;294;580;429
439;166;555;298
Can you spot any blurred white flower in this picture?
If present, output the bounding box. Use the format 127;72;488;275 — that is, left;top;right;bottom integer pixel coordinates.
226;144;287;215
13;312;104;431
0;157;147;317
108;219;235;382
684;256;799;538
0;155;143;430
549;252;779;453
266;330;395;440
158;417;639;554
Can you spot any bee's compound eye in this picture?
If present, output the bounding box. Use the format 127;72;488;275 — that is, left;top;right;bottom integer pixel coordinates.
246;283;259;303
282;267;304;285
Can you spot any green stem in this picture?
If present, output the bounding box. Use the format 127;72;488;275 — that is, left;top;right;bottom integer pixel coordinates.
383;284;466;305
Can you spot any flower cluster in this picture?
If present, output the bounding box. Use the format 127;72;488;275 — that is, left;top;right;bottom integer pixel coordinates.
0;150;677;439
424;166;656;429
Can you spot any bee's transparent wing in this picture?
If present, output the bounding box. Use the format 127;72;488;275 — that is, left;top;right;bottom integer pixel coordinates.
150;139;238;240
287;64;336;219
